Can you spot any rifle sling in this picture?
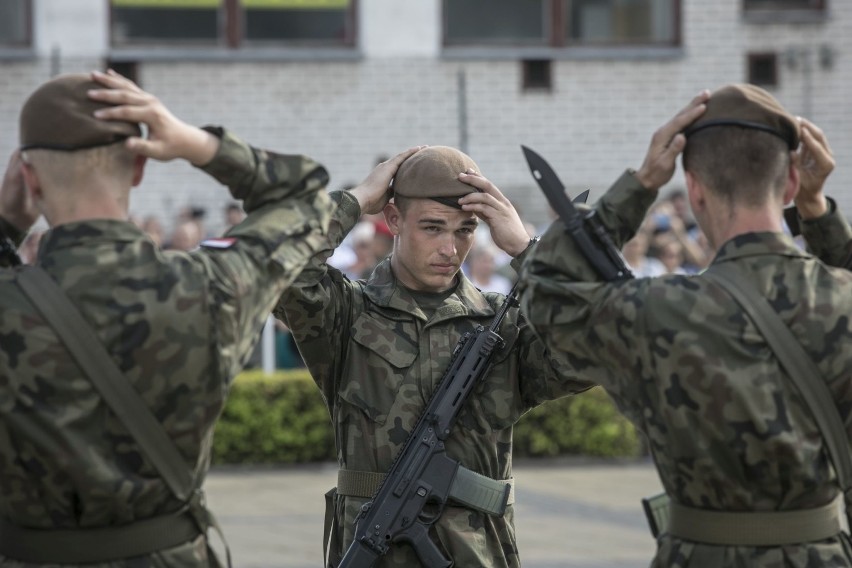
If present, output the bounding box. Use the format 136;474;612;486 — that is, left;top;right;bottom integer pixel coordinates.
337;467;514;516
11;266;231;566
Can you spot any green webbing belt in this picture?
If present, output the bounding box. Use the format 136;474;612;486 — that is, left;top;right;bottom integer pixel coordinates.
669;496;842;546
337;467;515;515
10;266;231;566
651;263;852;546
0;507;200;564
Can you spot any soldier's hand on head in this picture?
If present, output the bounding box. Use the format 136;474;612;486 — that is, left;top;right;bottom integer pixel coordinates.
795;118;834;219
0;150;39;232
635;90;710;192
87;69;219;167
350;146;424;215
457;170;530;257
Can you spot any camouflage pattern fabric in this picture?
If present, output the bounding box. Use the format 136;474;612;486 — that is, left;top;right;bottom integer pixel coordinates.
273;190;595;568
0;217;25;250
0;129;333;567
519;170;852;567
798;197;852;270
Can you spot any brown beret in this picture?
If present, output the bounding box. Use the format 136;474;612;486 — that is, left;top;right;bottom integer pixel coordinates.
392;146;480;209
684;84;800;150
19;73;141;151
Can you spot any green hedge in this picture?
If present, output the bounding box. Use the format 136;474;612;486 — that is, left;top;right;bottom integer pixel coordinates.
212;370;640;464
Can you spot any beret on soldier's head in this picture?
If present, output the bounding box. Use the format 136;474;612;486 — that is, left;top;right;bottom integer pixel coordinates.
19;73;141;151
684;84;800;150
392;146;480;209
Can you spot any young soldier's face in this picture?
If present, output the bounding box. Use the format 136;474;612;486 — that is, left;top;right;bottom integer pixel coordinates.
387;198;478;293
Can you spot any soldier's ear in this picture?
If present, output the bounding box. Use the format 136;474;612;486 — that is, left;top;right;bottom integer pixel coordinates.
782;156;799;206
20;161;43;202
685;171;705;215
131;155;147;188
383;202;402;236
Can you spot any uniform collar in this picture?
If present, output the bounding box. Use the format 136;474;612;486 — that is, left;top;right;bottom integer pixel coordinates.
712;231;810;265
38;219;146;259
364;257;495;322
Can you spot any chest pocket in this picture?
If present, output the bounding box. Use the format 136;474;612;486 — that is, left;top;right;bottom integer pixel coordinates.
339;311;418;425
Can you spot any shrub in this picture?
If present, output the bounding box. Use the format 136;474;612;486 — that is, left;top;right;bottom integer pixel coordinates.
513;387;641;458
213;369;335;464
212;372;640;464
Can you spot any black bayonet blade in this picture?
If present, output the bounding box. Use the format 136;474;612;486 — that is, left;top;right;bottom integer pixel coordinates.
521;145;585;232
521;145;633;281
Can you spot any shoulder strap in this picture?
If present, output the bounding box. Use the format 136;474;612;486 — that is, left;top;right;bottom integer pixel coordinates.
705;263;852;509
15;266;194;500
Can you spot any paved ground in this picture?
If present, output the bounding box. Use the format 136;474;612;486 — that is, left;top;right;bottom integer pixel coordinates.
204;458;663;567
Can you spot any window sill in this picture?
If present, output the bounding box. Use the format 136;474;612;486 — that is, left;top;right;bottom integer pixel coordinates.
107;47;362;63
442;45;684;62
742;10;828;24
0;47;37;61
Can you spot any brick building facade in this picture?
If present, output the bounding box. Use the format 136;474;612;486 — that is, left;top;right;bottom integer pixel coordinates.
1;0;848;235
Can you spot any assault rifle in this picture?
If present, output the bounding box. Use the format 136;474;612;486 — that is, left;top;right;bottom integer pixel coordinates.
338;288;519;568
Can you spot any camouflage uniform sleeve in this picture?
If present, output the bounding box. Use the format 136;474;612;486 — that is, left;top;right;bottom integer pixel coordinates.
0;216;26;248
798;197;852;269
272;190;362;402
192;127;334;379
517;170;657;416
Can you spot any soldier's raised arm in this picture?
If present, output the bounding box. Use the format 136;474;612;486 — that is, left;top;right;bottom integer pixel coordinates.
791;118;852;269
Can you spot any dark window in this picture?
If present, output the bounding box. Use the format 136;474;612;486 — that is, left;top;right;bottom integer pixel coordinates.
0;0;31;47
106;60;140;84
444;0;680;47
523;59;553;91
110;0;356;48
743;0;824;10
445;0;547;46
747;52;778;86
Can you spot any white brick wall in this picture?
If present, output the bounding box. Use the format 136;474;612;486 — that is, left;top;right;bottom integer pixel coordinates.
1;0;850;236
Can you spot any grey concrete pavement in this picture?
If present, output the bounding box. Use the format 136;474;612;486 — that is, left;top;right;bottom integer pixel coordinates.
204;458;663;567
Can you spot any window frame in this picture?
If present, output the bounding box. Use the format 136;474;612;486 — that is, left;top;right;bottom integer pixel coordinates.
0;0;33;50
108;0;358;51
442;0;682;50
742;0;825;11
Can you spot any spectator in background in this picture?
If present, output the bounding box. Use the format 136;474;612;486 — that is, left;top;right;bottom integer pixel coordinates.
342;220;379;279
167;219;202;251
178;205;208;240
645;199;711;272
655;235;688;274
141;214;164;248
622;230;666;277
223;202;245;231
465;242;514;294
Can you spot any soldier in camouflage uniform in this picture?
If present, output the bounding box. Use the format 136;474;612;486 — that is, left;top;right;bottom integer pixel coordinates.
520;86;852;566
273;145;595;567
0;71;333;566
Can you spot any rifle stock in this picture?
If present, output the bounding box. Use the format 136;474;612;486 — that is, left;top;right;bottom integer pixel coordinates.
338;289;519;568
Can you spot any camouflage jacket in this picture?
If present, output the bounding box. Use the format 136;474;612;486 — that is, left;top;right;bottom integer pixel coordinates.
520;171;852;567
0;130;333;567
273;190;594;568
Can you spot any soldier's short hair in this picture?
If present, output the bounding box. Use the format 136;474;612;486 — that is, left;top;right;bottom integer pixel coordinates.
682;84;795;207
